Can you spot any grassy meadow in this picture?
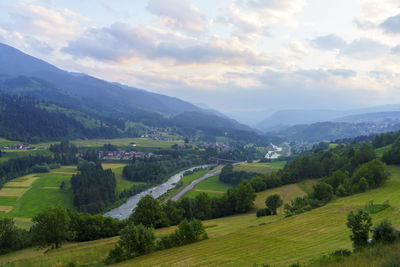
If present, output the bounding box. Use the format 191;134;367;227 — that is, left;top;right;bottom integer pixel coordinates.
0;167;76;228
0;164;131;228
160;168;211;202
33;137;184;149
375;144;392;158
233;161;286;174
2;165;400;266
184;175;232;198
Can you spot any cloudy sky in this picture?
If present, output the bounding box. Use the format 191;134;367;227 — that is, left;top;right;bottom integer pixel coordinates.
1;0;400;123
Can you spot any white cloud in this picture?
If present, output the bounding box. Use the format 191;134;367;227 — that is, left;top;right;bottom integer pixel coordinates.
147;0;207;34
63;22;271;66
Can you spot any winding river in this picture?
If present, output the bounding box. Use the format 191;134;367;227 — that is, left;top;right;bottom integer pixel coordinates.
103;164;213;220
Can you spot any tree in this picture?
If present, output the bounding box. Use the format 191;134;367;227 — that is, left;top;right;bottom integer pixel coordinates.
131;195;165;228
234;181;256;213
312;182;333;202
60;180;65;190
31;207;70;249
372;219;397;244
0;218;31;254
265;194;283;215
358;177;368;192
106;224;155;263
346;210;372;250
174;219;207;245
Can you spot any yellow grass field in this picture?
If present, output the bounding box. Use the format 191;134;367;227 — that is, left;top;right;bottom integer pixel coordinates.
5;174;38;188
0;206;12;213
0;188;29;197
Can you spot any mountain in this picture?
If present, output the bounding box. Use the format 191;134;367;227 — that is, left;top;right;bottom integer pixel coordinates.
255;105;400;132
0;43;256;142
270;121;400;143
0;43;202;116
335;111;400;123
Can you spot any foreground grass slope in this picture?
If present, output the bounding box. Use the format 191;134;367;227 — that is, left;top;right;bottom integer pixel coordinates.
1;166;399;266
117;165;400;266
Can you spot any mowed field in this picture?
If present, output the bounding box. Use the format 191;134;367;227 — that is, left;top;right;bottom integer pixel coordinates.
2;166;400;266
0;164;130;228
184;161;286;198
233;161;286;174
161;168;211;202
184;175;232;198
0;167;76;228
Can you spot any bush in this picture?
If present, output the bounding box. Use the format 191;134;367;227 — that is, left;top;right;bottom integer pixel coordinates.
256;208;272;217
331;249;351;257
372;219;398;244
49;163;61;169
106;224;155;264
347;209;372;250
265;194;283;215
31;164;50;173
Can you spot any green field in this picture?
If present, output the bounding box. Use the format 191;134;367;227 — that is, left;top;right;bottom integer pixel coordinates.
103;163;146;194
0;164;132;226
2;166;400;266
233;161;286;173
375;144;392;158
184;175;233;198
33;137;184;149
160;168;211;202
0;169;75;227
0;149;53;163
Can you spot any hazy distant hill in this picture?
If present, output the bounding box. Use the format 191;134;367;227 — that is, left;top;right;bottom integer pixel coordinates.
335;111;400;123
269;121;400;143
255;106;400;132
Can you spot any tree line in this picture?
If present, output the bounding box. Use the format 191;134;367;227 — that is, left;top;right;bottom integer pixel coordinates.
71;160;116;214
0;207;123;254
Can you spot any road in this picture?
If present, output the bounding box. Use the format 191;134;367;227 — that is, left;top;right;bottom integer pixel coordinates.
172;167;222;201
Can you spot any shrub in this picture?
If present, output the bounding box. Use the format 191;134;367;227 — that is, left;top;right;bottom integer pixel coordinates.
31;164;50;173
265;194;283;215
331;249;351;257
372;219;398;244
256;208;272;217
346;209;372;250
106;224;155;264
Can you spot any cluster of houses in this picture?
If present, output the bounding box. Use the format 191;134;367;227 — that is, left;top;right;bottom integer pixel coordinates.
198;142;232;152
98;150;154;160
4;144;33;150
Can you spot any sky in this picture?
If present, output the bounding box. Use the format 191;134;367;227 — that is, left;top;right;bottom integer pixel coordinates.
1;0;400;124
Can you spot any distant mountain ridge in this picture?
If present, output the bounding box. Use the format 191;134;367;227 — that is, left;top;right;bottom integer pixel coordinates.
0;43;203;116
0;42;256;142
255;105;400;132
269;121;400;143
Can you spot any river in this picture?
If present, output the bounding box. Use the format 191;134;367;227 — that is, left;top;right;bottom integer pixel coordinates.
103;164;213;220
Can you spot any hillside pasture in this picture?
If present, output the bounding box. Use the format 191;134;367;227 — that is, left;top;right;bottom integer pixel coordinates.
2;166;400;266
35;137;184;149
183;175;232;198
233;161;286;173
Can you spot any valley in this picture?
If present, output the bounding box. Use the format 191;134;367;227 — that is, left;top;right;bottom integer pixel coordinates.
0;35;400;267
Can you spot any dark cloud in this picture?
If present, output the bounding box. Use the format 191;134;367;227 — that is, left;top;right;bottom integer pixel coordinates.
62;22;269;65
311;34;347;50
380;14;400;34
